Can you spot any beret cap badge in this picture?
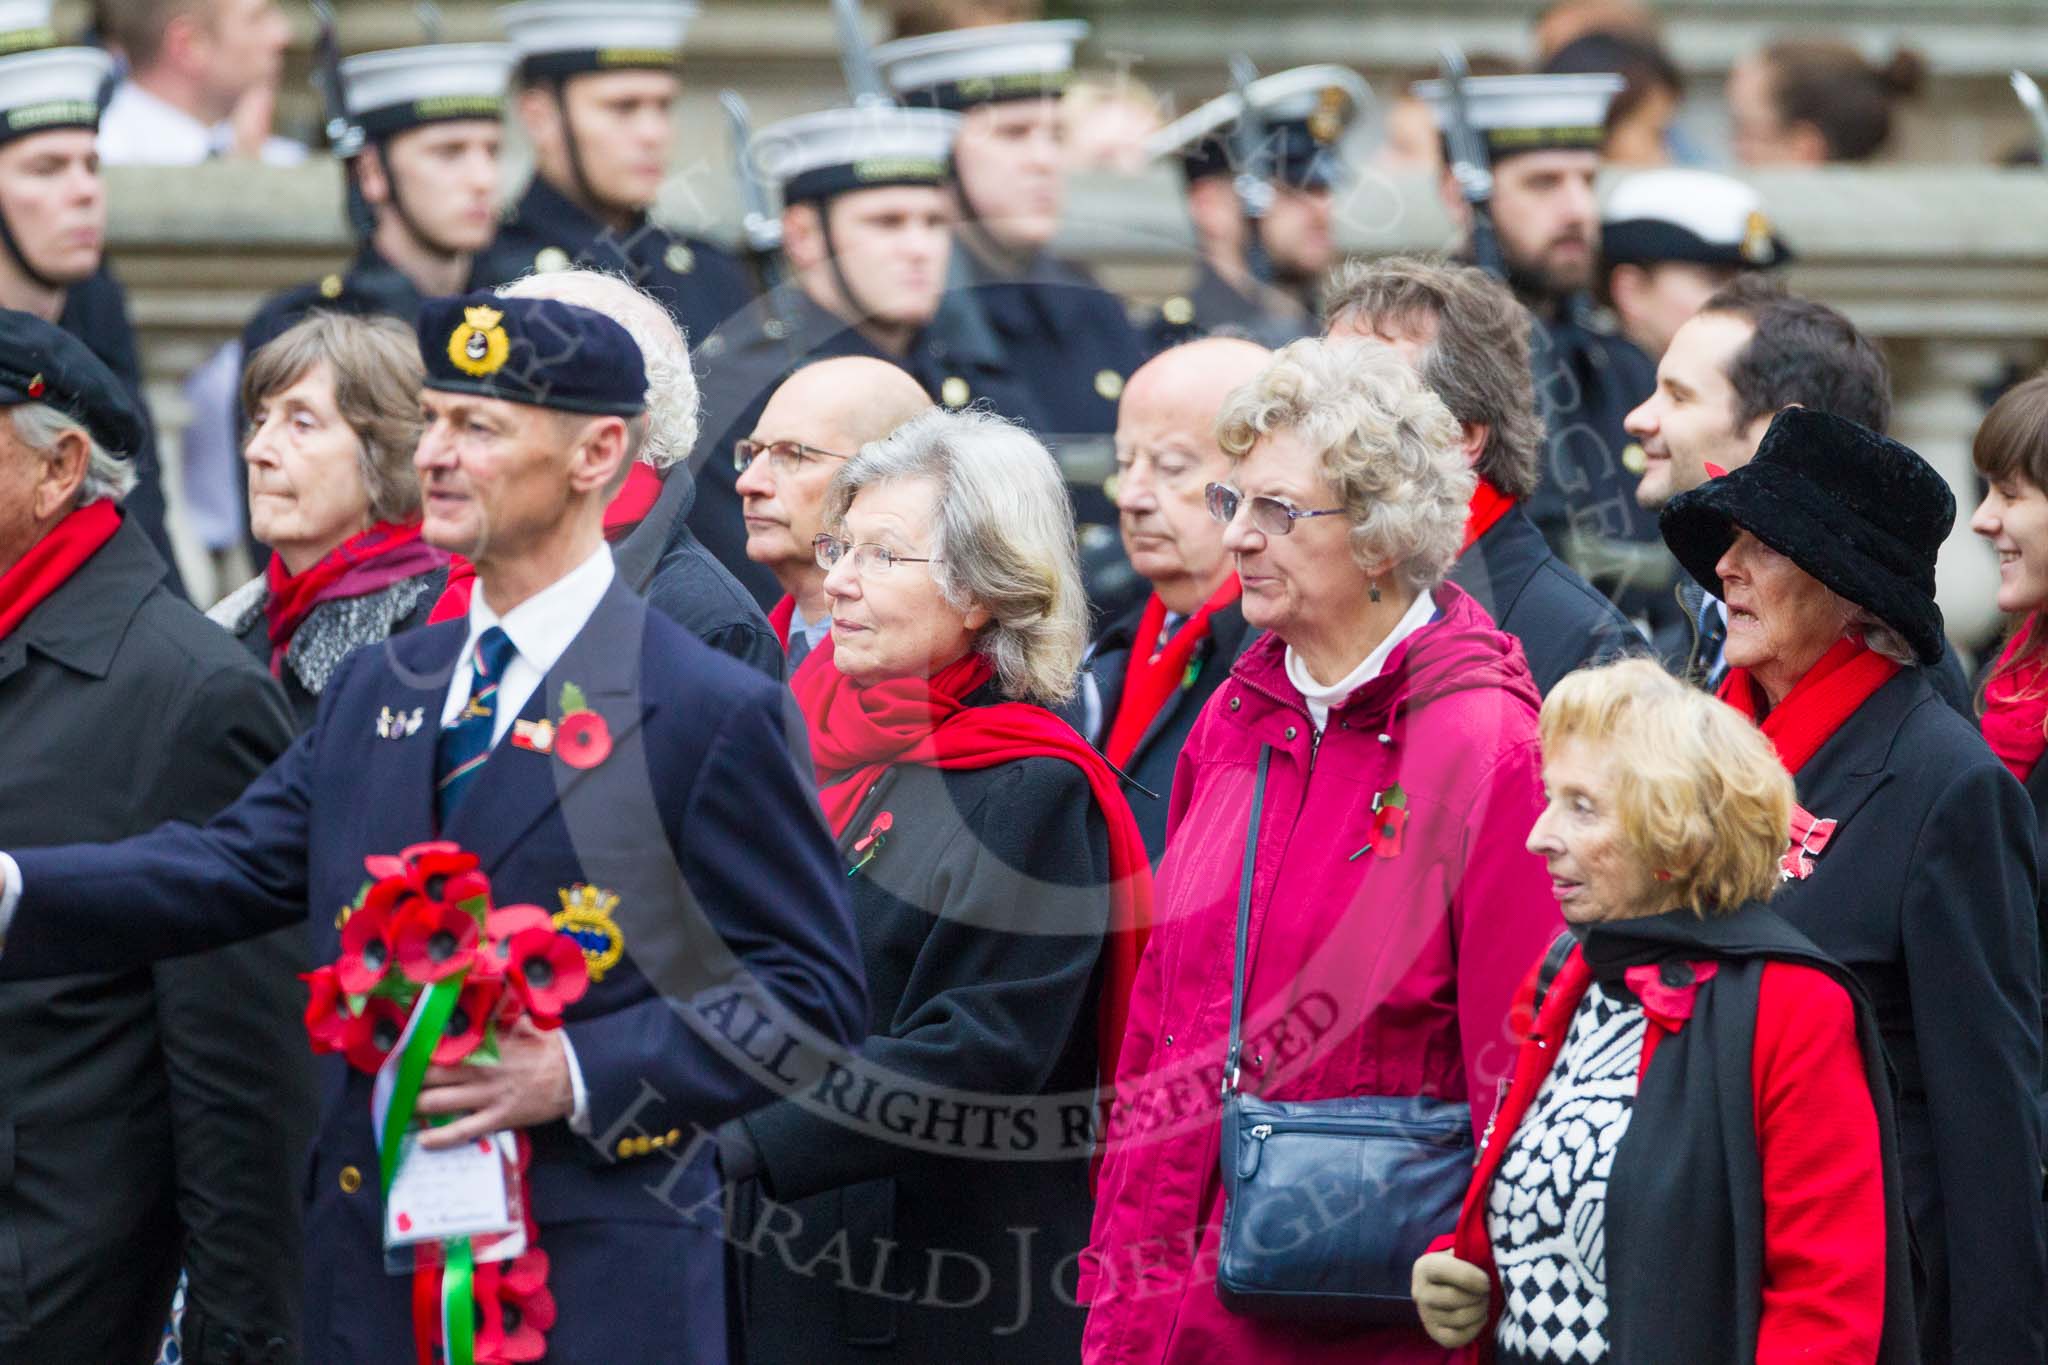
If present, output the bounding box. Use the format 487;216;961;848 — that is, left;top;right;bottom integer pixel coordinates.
1741;209;1774;266
447;305;511;378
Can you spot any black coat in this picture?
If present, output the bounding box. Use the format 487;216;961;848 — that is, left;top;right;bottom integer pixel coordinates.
1137;258;1318;357
734;696;1111;1362
1769;667;2047;1363
2019;756;2048;1175
1081;597;1258;863
609;461;785;681
1446;503;1645;695
0;518;309;1364
60;266;182;596
212;566;447;732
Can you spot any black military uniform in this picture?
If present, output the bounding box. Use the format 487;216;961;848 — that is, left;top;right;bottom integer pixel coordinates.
0;311;308;1365
872;21;1143;586
245;247;494;359
482;3;753;345
1140;64;1369;357
683;103;1031;607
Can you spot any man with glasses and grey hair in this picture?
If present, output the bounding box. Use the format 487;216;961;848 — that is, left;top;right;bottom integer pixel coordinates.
732;356;935;669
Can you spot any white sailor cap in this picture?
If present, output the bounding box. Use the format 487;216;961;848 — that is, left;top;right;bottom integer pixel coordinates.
0;46;110;145
749;105;961;206
1603;168;1793;270
1147;64;1370;188
872;19;1089;111
497;1;696;83
340;44;514;141
0;0;55;57
1411;72;1622;160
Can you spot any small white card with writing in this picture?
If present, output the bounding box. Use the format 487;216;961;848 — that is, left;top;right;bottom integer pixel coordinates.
383;1130;519;1249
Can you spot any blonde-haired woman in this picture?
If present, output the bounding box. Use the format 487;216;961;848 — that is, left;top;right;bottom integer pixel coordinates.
1082;338;1560;1364
723;406;1153;1361
1413;659;1915;1365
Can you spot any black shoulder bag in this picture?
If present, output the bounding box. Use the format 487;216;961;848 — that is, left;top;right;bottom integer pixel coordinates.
1215;745;1477;1323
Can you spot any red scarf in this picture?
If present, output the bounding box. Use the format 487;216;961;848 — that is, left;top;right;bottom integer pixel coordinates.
0;499;120;641
1460;475;1517;553
790;638;1155;1104
1102;575;1241;768
1983;618;2048;782
768;594;796;650
264;521;445;677
1717;635;1902;774
603;463;664;542
426;467;664;625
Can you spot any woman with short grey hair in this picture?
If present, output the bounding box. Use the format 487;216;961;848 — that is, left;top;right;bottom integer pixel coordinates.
726;406;1152;1362
208;312;448;729
1082;338;1561;1362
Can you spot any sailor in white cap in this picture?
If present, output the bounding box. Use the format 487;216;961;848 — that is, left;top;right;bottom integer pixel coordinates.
674;103;1035;607
481;0;753;349
1141;64;1370;352
873;17;1144;611
0;30;183;580
1600;167;1792;359
1417;70;1671;631
241;41;516;358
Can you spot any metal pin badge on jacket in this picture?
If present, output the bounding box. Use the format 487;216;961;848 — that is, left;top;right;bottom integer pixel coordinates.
376;706;424;739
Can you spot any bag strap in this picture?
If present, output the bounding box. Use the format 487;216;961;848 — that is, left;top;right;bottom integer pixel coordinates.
1223;744;1272;1098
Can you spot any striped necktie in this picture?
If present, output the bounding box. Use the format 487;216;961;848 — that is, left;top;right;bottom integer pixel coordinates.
435;626;516;824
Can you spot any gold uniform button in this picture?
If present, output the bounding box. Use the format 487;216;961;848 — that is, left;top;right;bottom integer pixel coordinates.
534;247;572;274
318;273;344;300
666;1128;683;1144
940;376;971;408
664;243;695;273
1094;369;1125;401
614;1137;634;1159
1162;295;1194;326
1622;441;1647;475
338;1165;362;1194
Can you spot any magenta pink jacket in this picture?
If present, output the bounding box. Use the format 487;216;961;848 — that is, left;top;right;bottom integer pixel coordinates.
1080;583;1564;1365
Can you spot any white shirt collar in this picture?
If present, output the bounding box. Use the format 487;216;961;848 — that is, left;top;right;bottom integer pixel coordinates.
1284;589;1438;732
465;544;616;678
789;596;831;648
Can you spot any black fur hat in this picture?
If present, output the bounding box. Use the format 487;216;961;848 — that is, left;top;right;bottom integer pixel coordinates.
1659;406;1952;664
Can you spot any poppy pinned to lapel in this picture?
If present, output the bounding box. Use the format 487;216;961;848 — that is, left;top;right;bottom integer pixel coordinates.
1780;803;1838;881
554;682;612;770
1348;784;1410;861
849;810;893;877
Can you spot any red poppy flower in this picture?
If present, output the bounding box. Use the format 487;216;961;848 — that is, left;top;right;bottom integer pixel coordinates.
337;900;401;994
491;1249;557;1361
554;711;611;770
1372;804;1409;858
301;966;367;1055
343;995;412;1074
394;899;480;985
432;976;503;1066
854;811;894;853
506;927;589;1023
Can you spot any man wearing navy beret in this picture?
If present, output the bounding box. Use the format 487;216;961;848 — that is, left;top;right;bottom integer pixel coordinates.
0;308;308;1362
0;294;868;1364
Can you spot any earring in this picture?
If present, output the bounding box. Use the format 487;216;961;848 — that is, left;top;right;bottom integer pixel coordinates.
1368;580;1382;603
1653;869;1673;882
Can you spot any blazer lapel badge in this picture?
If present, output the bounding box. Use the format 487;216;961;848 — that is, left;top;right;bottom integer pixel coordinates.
376;705;425;739
1780;802;1838;881
553;883;625;983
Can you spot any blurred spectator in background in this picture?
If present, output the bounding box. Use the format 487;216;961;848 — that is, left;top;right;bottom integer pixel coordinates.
1061;75;1165;174
1599;167;1793;359
1531;0;1657;63
1543;29;1684;165
889;0;1040;37
96;0;298;166
1728;39;1927;165
1371;88;1443;175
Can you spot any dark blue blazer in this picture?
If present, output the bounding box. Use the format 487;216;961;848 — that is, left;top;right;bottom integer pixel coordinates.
1447;503;1646;695
3;578;867;1364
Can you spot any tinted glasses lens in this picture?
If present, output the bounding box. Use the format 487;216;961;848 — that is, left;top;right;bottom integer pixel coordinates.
1205;482;1238;525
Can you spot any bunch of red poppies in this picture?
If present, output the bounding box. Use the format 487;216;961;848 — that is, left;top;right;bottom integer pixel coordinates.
303;841;591;1074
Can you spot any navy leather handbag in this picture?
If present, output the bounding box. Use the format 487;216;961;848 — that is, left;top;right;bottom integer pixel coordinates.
1214;746;1476;1324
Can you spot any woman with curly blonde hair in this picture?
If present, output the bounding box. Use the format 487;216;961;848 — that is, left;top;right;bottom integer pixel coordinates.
1413;659;1915;1365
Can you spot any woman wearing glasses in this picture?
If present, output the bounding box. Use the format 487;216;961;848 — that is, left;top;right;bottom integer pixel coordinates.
717;406;1154;1362
1080;339;1562;1364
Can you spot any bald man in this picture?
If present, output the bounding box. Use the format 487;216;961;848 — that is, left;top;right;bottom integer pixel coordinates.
1084;337;1271;862
735;357;936;665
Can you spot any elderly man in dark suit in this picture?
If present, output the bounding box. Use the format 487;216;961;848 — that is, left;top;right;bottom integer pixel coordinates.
0;311;308;1362
1083;338;1271;863
0;296;867;1364
1326;254;1644;694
